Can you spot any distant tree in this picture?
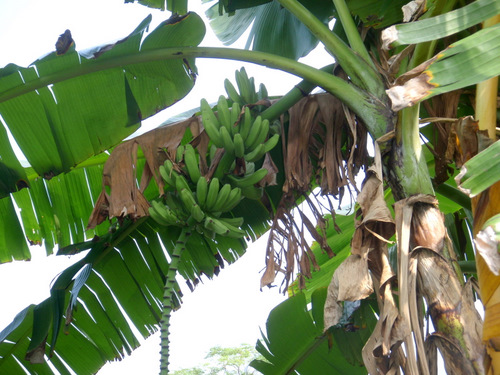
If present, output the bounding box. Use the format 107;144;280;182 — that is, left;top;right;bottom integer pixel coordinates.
171;344;261;375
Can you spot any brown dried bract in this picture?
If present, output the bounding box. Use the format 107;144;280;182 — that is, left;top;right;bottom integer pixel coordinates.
87;117;203;228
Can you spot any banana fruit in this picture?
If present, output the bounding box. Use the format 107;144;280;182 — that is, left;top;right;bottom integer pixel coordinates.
183;144;201;184
151;70;276;238
203;178;242;213
225;68;269;106
204;215;246;238
149;199;183;227
201;99;224;148
227;167;268;188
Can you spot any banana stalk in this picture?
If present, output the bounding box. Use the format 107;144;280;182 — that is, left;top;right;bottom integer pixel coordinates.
159;217;195;375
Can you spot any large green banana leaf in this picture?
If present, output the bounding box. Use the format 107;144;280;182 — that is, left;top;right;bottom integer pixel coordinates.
0;12;206;261
386;22;500;111
205;0;334;60
0;206;266;374
248;213;373;374
250;290;375;374
382;0;500;47
0;12;205;198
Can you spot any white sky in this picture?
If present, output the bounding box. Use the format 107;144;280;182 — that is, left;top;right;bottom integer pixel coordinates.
0;0;333;373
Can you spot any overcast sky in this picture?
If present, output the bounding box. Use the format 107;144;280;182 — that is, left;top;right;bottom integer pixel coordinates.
0;0;334;373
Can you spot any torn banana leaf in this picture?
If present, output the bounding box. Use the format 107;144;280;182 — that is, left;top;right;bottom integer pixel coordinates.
0;13;205;193
456;140;500;197
387;23;500;111
382;0;500;48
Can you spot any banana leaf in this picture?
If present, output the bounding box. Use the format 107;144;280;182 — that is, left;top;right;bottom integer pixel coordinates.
0;211;252;374
382;0;500;48
456;140;500;197
0;12;205;196
387;23;500;111
250;291;371;374
206;0;334;60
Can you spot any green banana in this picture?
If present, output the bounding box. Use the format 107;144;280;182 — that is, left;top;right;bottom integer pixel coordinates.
191;202;206;223
179;187;197;212
175;145;185;163
223;187;242;211
183;144;201;183
269;120;281;136
230;102;241;136
204;216;244;238
209;144;217;163
201;99;223;148
241;185;264;200
244;143;265;163
159;160;176;188
213;151;235;180
219;219;246;238
251;119;269;149
219;216;244;227
238;107;252;142
175;173;191;193
205;177;220;211
196;177;208;207
201;98;218;124
244;116;263;151
224;78;241;104
248;77;257;103
196;223;215;240
212;183;232;212
262;133;280;153
258;83;268;100
217;95;231;132
219;126;235;155
245;161;255;175
204;216;230;236
150;200;180;226
227;168;268;188
233;133;245;158
149;202;172;226
165;193;187;218
235;68;252;104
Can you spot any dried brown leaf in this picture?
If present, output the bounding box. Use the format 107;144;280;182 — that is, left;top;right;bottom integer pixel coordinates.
260;253;277;289
475;225;500;275
362;282;408;374
87;117;202;228
324;254;374;329
25;339;46;364
258;153;278;187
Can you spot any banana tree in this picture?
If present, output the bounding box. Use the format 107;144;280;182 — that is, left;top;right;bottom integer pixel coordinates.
0;0;499;374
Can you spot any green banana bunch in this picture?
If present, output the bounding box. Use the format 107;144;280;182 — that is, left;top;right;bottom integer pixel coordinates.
201;177;243;213
149;199;184;227
226;167;268;200
225;68;270;106
235;68;257;104
228;106;279;163
204;215;246;238
202;94;279;167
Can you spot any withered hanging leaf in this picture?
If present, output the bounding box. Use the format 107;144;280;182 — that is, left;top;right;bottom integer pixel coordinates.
324;254;373;329
283;93;366;196
475;214;500;275
362;283;408;374
87;117;202;228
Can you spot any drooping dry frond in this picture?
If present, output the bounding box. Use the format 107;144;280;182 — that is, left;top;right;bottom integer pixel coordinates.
260;93;368;290
87;117;205;228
